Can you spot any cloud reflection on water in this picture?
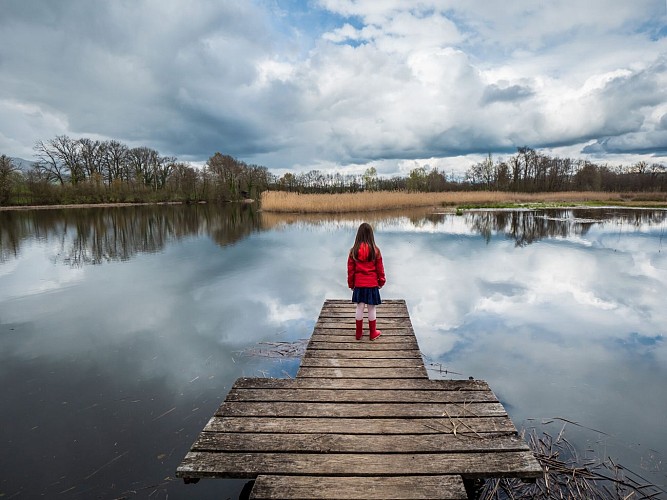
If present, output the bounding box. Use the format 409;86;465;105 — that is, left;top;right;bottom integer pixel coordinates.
370;209;667;490
1;205;666;496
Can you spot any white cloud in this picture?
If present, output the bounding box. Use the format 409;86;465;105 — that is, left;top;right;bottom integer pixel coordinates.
0;0;666;174
0;100;69;158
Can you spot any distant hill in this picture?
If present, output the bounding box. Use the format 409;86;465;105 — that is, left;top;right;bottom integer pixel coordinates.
10;157;36;173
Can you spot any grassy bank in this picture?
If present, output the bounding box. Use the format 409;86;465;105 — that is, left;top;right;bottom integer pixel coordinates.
260;190;667;213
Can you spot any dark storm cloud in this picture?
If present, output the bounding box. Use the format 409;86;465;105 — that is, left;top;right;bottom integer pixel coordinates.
660;114;667;130
582;134;667;155
580;57;667;155
0;0;282;159
480;84;535;105
1;0;666;173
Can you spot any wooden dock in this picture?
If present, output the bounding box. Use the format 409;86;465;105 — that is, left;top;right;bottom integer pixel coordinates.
177;299;542;499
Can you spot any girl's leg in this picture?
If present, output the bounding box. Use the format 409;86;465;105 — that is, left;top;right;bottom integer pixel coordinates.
355;302;365;321
355;302;365;340
368;304;382;340
367;304;376;321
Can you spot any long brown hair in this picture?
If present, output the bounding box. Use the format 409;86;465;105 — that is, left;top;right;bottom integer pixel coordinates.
350;222;378;261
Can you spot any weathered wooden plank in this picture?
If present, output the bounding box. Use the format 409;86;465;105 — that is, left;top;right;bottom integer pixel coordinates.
310;334;417;343
325;299;406;305
225;388;498;404
318;313;410;320
231;377;492;391
177;451;544;479
320;303;406;310
319;307;409;314
317;318;411;328
297;367;427;378
311;334;416;342
298;358;425;369
192;432;528;454
318;311;410;319
216;401;508;418
317;311;409;318
307;342;419;351
321;302;407;309
310;325;415;339
250;475;468;499
314;328;415;336
204;416;518;435
303;349;423;359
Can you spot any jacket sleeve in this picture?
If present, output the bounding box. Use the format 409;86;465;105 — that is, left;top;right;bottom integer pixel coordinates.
376;252;386;288
347;254;355;289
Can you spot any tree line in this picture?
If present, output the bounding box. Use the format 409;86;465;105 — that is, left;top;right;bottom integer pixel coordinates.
1;138;666;207
266;148;667;194
464;147;667;192
1;136;272;205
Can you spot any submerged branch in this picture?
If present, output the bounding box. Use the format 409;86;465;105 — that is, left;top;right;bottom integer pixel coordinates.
239;340;309;359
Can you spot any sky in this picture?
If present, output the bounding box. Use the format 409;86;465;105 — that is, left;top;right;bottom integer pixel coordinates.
1;0;667;177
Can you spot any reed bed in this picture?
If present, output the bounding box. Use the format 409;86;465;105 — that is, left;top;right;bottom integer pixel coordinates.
478;426;664;499
260;190;667;213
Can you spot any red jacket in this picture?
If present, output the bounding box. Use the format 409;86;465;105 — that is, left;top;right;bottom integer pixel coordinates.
347;243;386;289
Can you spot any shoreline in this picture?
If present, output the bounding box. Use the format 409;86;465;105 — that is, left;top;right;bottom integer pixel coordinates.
3;192;667;213
0;201;190;212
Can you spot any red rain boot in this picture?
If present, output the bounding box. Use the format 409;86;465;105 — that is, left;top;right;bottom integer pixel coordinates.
355;320;363;340
369;320;382;341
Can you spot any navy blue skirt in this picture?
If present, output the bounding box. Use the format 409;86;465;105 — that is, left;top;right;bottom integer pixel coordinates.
352;287;382;305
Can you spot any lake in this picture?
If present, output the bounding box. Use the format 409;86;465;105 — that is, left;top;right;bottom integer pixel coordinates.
1;204;666;498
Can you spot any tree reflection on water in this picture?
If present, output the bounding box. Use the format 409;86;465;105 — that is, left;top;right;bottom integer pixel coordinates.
464;208;667;246
1;205;666;265
0;203;262;266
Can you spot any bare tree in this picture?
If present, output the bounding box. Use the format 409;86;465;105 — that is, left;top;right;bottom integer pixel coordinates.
102;140;129;186
128;146;160;188
155;156;175;191
166;162;199;199
79;138;104;183
207;153;245;200
50;135;83;184
0;155;18;204
33;139;68;185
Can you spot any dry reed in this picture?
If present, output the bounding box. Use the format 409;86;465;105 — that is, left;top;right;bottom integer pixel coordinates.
260;190;666;213
477;426;664;499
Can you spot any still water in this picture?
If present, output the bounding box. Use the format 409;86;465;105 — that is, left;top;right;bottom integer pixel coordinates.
1;204;666;498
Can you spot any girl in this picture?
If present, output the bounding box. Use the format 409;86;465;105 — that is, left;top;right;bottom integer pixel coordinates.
347;222;386;341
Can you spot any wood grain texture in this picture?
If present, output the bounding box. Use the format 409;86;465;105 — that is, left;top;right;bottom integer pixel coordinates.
249;475;468;499
177;451;544;479
309;336;417;349
204;416;518;435
312;331;417;339
298;358;425;368
192;431;529;453
318;310;410;319
303;349;423;359
296;366;428;379
314;328;416;336
215;401;508;418
231;377;492;391
225;388;498;403
307;341;420;351
317;318;412;329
